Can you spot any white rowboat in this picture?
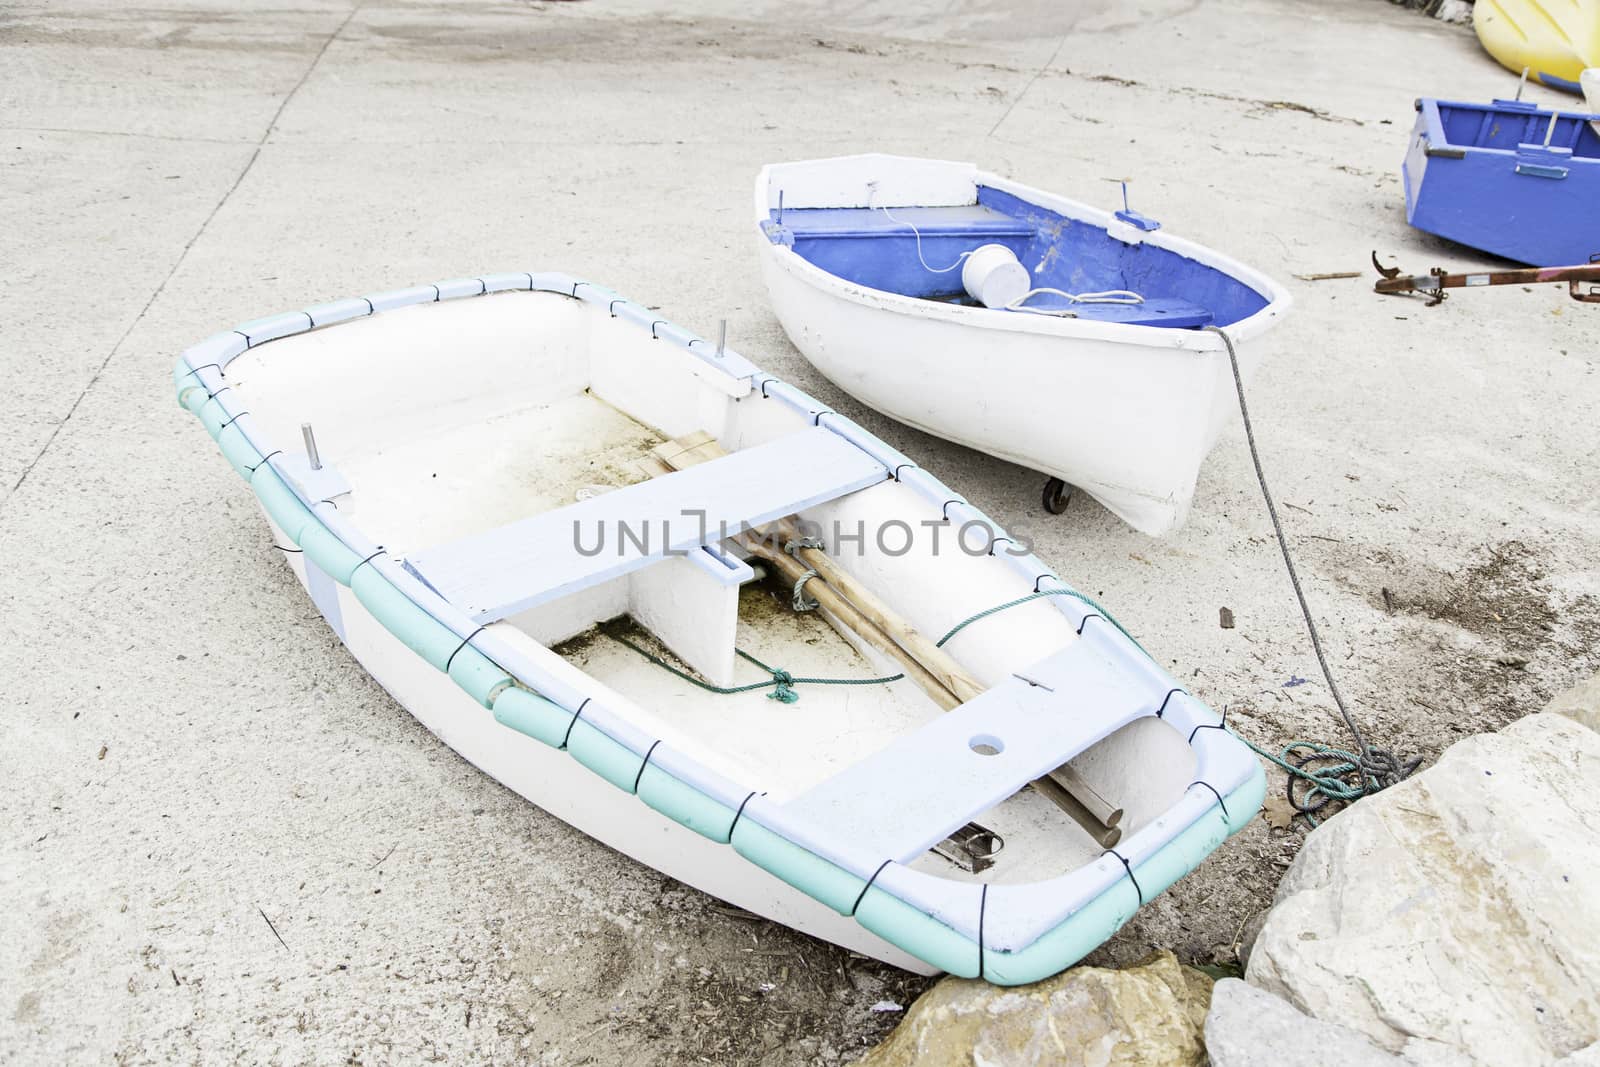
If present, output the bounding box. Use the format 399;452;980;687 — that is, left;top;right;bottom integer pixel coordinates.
755;154;1293;536
174;272;1264;983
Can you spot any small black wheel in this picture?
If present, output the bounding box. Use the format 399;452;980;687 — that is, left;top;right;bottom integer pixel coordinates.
1041;477;1074;515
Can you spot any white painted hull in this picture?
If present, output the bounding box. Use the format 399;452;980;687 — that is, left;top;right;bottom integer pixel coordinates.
175;272;1264;984
270;526;934;972
754;158;1293;536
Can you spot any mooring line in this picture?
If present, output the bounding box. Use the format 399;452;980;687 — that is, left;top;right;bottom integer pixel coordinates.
1205;325;1420;821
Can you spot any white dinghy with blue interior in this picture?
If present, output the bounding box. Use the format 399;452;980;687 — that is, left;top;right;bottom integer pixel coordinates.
174;272;1264;983
755;154;1293;536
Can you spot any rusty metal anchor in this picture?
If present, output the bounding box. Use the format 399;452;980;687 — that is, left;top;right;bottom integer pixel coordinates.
1371;251;1600;305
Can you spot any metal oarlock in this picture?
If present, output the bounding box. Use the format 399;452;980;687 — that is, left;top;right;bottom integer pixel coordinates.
301;422;322;470
1372;250;1600;306
931;821;1005;874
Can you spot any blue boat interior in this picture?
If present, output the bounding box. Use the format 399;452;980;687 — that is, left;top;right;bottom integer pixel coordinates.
767;185;1271;329
1434;99;1600;158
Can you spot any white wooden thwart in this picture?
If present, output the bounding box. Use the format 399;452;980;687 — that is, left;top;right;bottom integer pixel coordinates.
405;426;887;622
779;641;1145;863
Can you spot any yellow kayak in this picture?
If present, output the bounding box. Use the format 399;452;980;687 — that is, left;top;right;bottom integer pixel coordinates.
1474;0;1600;93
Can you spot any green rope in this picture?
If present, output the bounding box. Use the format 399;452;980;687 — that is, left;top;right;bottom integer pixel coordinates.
607;632;903;704
606;580;1131;704
1227;734;1391;827
933;585;1148;655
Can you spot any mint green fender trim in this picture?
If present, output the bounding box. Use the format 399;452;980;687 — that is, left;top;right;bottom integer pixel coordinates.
179;384;210;414
636;764;738;843
217;422;262;479
492;686;576;748
1221;764;1267;834
567;718;646;792
979;772;1266;986
1132;768;1265;902
447;644;513;709
730;819;866;916
299;522;364;584
981;879;1141;986
350;565;460;670
856;887;980;978
174;361;215;408
250;465;315;544
1130;808;1231;904
198;397;229;440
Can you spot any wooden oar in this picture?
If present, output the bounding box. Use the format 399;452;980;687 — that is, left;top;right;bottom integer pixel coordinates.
747;535;965;712
644;433;1124;847
638;447;963;708
771;517;1127;844
770;517;986;704
649;433;984;699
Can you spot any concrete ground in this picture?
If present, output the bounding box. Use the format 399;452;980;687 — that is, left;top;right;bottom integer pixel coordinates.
4;1;1597;1062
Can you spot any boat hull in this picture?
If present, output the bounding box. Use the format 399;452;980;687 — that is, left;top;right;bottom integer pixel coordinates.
1474;0;1596;94
266;518;937;972
766;255;1285;536
1403;98;1600;266
754;161;1290;537
174;272;1265;984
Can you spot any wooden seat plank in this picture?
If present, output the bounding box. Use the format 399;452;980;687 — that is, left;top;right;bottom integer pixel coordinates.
778;641;1150;863
405;427;886;622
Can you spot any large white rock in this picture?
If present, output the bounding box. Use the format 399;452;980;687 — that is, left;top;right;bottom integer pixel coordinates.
1205;978;1403;1066
1247;711;1600;1066
1547;672;1600;736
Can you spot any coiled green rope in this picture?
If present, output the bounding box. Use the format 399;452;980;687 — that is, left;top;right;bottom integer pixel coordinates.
1233;741;1366;827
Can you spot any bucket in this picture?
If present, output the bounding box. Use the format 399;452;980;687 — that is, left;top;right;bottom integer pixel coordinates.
961;244;1031;309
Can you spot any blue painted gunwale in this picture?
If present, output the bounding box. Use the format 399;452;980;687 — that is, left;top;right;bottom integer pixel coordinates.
768;187;1273;328
174;272;1264;982
1403;97;1600;266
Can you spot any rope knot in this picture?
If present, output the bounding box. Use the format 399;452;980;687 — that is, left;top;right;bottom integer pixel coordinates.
1364;748;1425;791
766;669;799;704
784;536;824;557
792;569;820;612
1247;739;1426;826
